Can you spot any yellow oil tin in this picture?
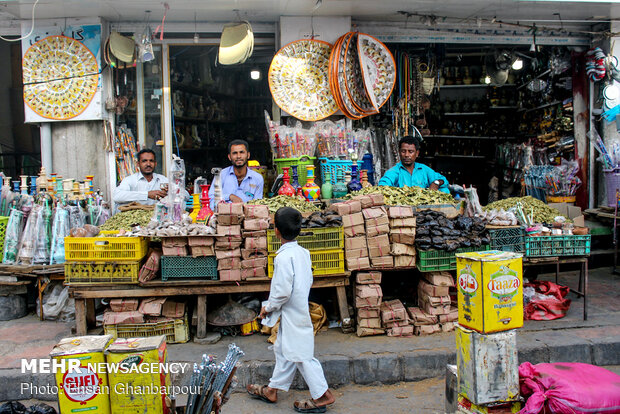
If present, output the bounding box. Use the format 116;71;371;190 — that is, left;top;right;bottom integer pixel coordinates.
456;250;523;333
50;335;114;414
105;336;171;414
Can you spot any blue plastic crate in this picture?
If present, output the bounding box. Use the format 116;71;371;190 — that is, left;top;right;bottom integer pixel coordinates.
319;158;364;185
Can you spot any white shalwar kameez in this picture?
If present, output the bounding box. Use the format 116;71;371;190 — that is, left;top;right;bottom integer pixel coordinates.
264;241;329;400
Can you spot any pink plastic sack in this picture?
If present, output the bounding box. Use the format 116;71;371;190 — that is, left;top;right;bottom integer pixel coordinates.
519;362;620;414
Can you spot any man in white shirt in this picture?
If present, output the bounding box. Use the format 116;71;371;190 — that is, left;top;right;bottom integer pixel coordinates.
113;149;169;207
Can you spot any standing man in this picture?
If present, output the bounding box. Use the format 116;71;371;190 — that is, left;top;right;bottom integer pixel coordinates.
209;139;264;209
113;149;169;207
378;135;450;193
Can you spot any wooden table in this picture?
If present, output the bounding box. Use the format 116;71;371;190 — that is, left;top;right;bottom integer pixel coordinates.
524;256;589;320
70;273;351;338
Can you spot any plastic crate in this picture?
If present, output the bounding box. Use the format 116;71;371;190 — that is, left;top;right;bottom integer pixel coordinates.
525;235;591;257
318;158;364;185
488;226;525;253
64;231;148;262
0;216;8;256
267;227;344;253
417;245;491;272
274;156;317;186
64;261;141;285
268;248;344;277
104;315;189;344
161;256;218;281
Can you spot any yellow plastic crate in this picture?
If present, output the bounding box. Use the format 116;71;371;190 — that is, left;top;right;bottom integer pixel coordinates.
267;227;344;253
104;315;189;344
64;231;148;262
64;261;141;285
268;248;344;277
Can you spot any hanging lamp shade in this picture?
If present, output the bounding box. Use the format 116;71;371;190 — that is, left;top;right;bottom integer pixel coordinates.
218;21;254;65
109;31;136;63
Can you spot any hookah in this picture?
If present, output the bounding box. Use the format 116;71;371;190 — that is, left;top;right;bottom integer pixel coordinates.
290;165;302;196
19;175;28;195
211;168;222;207
29;176;37;196
196;184;214;224
191;176;207;223
278;167;296;196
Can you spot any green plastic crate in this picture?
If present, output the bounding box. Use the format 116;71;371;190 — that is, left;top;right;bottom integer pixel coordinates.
161;256;218;281
267;227;343;253
274;156;317;186
0;216;8;256
488;226;525;253
417;245;491;272
525;235;591;257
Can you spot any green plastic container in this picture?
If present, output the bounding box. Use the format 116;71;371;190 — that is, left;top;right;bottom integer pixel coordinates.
417;245;491;272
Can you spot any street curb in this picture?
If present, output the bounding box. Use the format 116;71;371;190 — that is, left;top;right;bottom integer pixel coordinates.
2;335;619;401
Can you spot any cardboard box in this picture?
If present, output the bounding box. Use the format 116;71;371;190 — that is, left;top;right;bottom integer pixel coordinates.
241;267;267;279
391;243;416;256
220;269;242;281
109;298;138;312
393;255;416;268
357;307;380;319
441;322;456;332
103;310;144;325
242;230;267;238
190;245;215;257
355;283;382;308
241;257;267;269
138;297;167;316
162;246;187;256
368;245;391;258
217;225;242;236
215;248;242;260
356;326;385;337
422;294;451;307
244;218;270;231
217;257;241;270
242;248;268;260
243;204;269;219
367;233;390;249
162;300;185;318
456;251;523;333
390;217;417;228
389;231;415;245
364;215;390;228
418;279;450;297
423;271;455;287
407;307;438;325
354;193;384;208
216;234;243;244
245;237;267;250
366;223;390;237
548;202;585;227
419;297;451;315
218;203;244;215
217;214;243;225
371;256;393;268
345;236;367;250
356;271;381;284
362;206;388;220
387;325;414;337
438;307;458;323
346;248;369;259
344;224;366;237
187;236;215;247
414;324;441;336
384;320;411;328
381;299;408;323
162;237;187;247
356;316;382;329
342;212;364;228
330;200;362;215
215;240;242;250
387;206;414;218
347;257;370;271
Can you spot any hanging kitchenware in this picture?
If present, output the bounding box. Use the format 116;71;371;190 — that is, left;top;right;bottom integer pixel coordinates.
357;33;396;110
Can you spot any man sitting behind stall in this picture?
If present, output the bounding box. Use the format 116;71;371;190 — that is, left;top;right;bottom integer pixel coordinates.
209;139;264;210
378;135;450;193
113;149;169;207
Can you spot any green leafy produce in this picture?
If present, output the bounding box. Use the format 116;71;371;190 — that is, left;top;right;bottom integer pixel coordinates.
344;186;456;206
483;196;569;224
247;195;321;213
100;209;153;231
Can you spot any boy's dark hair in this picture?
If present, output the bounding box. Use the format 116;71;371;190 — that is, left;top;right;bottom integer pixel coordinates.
274;207;302;241
228;139;250;153
137;148;156;161
398;135;421;151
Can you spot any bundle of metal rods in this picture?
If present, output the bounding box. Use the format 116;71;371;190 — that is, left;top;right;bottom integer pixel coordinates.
185;344;245;414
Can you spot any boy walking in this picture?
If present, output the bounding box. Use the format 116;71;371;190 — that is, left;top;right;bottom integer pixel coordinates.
247;207;335;413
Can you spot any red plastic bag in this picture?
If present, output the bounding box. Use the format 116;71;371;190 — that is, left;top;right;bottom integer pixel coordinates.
524;281;571;321
519;362;620;414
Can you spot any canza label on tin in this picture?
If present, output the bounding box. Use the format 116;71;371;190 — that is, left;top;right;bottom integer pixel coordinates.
458;265;478;296
488;266;520;302
61;365;103;403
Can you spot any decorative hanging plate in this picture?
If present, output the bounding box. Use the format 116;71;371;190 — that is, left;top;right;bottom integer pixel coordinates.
268;39;338;121
335;33;365;119
329;34;353;118
22;35;99;120
343;33;378;115
357;33;396;110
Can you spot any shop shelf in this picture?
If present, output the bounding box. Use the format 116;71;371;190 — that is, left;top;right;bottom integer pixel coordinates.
274;156;317;186
525;235;591;257
267;227;344;253
64;261;141;285
64;231;148;262
318;158;364;185
160;256;218;281
0;216;9;256
488;226;525;253
268;248;344;277
417;245;491;272
104;315;189;344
